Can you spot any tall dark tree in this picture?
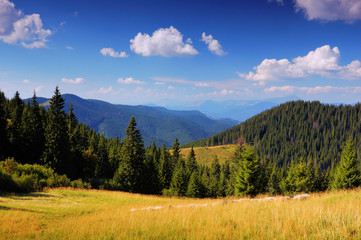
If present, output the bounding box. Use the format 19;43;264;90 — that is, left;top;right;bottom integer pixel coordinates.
332;138;360;189
22;92;45;164
234;145;263;196
170;159;188;196
186;147;198;174
7;91;24;161
0;91;8;160
113;117;146;193
42;87;70;174
171;138;181;169
158;144;172;189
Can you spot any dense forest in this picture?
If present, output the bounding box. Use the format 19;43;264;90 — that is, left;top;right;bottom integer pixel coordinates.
0;88;360;197
183;101;361;169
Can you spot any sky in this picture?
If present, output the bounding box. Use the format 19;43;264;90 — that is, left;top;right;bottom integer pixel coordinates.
0;0;361;106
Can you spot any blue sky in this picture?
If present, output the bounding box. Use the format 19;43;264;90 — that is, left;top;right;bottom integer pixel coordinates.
0;0;361;105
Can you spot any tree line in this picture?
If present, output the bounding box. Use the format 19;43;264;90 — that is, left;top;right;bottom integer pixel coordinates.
1;88;360;196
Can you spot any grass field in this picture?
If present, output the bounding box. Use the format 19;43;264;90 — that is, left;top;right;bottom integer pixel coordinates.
1;188;361;239
180;145;238;166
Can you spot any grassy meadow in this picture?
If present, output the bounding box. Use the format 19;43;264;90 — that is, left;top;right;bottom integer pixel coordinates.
180;145;238;166
1;188;361;239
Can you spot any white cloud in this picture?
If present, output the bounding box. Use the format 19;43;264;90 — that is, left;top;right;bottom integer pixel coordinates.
154;82;165;85
295;0;361;22
201;32;227;56
0;0;51;48
239;45;361;84
23;79;30;84
264;85;361;94
35;85;43;93
100;48;128;58
117;77;145;85
130;26;198;57
152;76;209;88
61;77;85;84
168;85;175;90
92;86;113;94
66;46;74;50
210;88;253;96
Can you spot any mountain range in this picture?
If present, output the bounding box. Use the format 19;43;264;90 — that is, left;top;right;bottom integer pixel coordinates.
34;94;238;147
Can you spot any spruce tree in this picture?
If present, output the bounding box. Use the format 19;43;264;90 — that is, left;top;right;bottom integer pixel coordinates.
170;159;188;196
42;87;70;174
186;147;198;174
0;91;8;160
158;143;172;189
234;145;263;196
7;91;24;161
113;117;146;193
332;138;360;189
209;156;221;197
171;138;181;170
186;171;203;198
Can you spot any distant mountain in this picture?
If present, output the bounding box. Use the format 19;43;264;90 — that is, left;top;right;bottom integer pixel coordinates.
33;94;238;147
183;100;361;168
166;96;299;122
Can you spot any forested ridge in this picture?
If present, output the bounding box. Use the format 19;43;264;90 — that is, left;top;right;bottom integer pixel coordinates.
1;88;360;197
183;101;361;168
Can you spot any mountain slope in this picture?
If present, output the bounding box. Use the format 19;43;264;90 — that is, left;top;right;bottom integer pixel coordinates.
35;94;237;147
182;101;361;168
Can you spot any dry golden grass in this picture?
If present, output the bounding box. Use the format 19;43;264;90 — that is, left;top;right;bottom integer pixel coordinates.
1;188;361;239
180;145;238;166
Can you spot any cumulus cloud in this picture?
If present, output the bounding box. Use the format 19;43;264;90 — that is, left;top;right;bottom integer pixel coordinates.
239;45;361;84
23;79;30;84
0;0;51;48
130;26;198;57
66;46;74;50
90;86;113;94
168;85;175;90
210;88;253;96
100;48;128;58
295;0;361;22
201;32;227;56
117;77;145;85
264;85;361;94
61;77;85;84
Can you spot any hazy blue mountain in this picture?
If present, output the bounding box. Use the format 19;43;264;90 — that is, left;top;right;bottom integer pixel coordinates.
166;96;300;122
33;94;238;147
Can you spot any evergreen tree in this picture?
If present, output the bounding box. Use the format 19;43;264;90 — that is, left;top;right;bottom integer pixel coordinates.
186;171;203;198
0;91;8;160
171;137;181;170
158;143;172;189
170;160;188;196
209;156;221;197
234;145;263;196
7;91;24;161
332;138;360;189
113;117;146;193
42;87;70;174
22;92;45;164
186;147;197;174
267;165;281;195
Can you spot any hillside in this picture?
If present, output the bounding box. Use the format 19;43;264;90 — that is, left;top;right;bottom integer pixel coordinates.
183;101;361;168
1;188;361;239
180;145;238;166
34;94;237;147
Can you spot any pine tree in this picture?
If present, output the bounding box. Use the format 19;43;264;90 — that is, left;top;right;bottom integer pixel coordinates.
186;147;197;174
186;171;203;198
113;117;146;193
0;91;8;160
332;138;360;189
7;91;24;161
267;165;280;195
280;158;313;194
170;160;188;196
158;144;172;189
234;145;263;196
171;138;181;170
22;92;45;164
209;156;221;197
42;87;70;174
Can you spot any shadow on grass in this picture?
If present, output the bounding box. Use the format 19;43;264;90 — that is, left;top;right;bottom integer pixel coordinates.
0;205;44;213
0;192;56;200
